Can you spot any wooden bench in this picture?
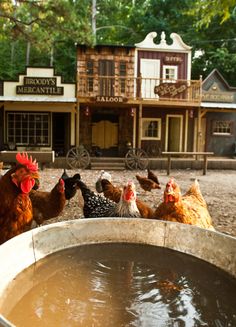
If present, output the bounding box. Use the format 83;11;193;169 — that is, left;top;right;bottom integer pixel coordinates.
162;151;214;175
0;150;55;170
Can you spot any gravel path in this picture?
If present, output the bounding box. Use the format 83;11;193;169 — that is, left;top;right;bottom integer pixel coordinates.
25;168;236;238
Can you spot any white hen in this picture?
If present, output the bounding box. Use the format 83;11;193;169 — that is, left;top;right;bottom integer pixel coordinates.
95;170;112;193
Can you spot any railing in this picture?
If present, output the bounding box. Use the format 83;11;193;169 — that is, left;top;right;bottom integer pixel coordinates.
77;75;201;103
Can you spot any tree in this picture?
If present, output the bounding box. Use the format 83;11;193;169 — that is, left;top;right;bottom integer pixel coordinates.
0;0;93;80
187;0;236;27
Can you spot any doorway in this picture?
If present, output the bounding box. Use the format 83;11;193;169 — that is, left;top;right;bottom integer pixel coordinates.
140;58;160;99
166;115;183;152
92;113;118;156
52;113;70;156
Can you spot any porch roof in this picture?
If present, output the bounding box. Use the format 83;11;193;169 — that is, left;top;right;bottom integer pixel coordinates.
201;102;236;109
0;96;76;103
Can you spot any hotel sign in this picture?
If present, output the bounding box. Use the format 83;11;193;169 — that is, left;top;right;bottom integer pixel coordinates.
16;77;64;95
164;56;183;64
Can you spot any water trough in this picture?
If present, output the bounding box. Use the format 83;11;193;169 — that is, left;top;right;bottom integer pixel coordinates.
0;218;235;326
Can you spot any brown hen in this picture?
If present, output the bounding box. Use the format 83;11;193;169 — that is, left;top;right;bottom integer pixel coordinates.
30;178;66;225
136;173;161;193
0;152;39;244
152;178;215;230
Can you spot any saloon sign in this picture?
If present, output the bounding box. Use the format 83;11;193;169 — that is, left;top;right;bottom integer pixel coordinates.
154;82;188;98
95;96;124;103
16;77;64;95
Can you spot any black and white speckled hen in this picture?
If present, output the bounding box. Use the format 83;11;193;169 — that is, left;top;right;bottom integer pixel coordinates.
77;179;140;218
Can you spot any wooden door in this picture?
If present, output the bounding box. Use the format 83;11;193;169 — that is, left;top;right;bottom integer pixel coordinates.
99;60;115;96
92;120;118;149
140;59;160;98
167;116;183;152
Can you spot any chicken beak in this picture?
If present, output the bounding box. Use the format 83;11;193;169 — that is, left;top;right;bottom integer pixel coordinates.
31;172;40;180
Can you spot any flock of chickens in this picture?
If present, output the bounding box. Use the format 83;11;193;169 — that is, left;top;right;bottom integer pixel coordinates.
0;152;215;245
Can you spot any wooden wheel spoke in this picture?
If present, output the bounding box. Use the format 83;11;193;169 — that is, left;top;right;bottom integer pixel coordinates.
66;147;90;169
125;148;149;170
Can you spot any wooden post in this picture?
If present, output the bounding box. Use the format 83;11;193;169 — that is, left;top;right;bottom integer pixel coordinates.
203;154;207;175
167;155;171;175
76;103;80;147
138;103;142;148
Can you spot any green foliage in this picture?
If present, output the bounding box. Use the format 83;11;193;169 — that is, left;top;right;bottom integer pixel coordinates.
187;0;236;27
0;0;236;86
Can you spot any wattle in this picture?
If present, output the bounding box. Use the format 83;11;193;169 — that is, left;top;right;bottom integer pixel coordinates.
21;179;35;194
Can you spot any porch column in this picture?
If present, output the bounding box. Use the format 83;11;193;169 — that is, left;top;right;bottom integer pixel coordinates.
184;110;188;152
76;102;80;147
132;108;137;148
197;106;201;152
138;103;142;148
71;109;76;146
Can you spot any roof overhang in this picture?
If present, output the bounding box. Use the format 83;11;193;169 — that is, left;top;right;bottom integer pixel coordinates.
201;102;236;109
0;96;76;103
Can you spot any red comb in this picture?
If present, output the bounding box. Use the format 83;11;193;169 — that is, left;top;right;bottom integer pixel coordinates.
16;152;38;172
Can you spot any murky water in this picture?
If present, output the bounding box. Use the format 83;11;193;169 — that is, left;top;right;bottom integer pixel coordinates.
4;244;236;327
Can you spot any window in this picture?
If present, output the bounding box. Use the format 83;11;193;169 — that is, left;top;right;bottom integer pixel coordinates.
163;65;178;82
141;118;161;140
7;112;50;146
212;120;232;135
86;60;94;92
119;61;126;93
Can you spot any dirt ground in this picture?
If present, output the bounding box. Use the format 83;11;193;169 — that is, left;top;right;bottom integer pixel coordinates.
27;168;236;238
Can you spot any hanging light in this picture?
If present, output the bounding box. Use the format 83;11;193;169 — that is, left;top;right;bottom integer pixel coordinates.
130;107;135;116
85;106;90;116
189;109;193;118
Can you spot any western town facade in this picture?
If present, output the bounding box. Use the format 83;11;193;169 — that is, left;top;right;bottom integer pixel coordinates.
0;32;235;161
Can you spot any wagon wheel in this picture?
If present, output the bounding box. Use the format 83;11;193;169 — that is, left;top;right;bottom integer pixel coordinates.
146;144;161;157
125;148;149;170
66;146;90;169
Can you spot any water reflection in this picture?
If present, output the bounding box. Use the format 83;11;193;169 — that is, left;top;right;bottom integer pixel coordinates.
5;244;236;327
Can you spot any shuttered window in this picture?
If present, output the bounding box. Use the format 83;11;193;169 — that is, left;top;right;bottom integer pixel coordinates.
86;60;94;92
119;61;126;93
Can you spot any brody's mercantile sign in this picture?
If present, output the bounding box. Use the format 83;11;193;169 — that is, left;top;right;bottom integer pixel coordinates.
16;77;64;95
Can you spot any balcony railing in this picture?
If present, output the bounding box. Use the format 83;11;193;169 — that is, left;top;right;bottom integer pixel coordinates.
77;75;201;103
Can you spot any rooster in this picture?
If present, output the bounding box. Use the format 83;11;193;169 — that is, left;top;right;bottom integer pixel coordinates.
101;179;153;218
30;178;66;225
152;178;215;230
0;152;39;244
136;173;161;193
77;179;140;218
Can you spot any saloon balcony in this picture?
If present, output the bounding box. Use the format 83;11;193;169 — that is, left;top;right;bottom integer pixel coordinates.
77;75;201;107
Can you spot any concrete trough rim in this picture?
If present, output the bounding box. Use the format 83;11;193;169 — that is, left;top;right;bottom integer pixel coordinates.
0;218;235;326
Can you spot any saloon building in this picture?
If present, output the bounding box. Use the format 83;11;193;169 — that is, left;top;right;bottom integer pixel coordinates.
76;31;201;157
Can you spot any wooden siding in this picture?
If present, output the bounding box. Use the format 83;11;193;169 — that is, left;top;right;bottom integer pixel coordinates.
137;50;188;80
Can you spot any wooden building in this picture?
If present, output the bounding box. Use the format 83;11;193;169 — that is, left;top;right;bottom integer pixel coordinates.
201;69;236;157
1;33;234;162
76;31;201;157
0;67;76;156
